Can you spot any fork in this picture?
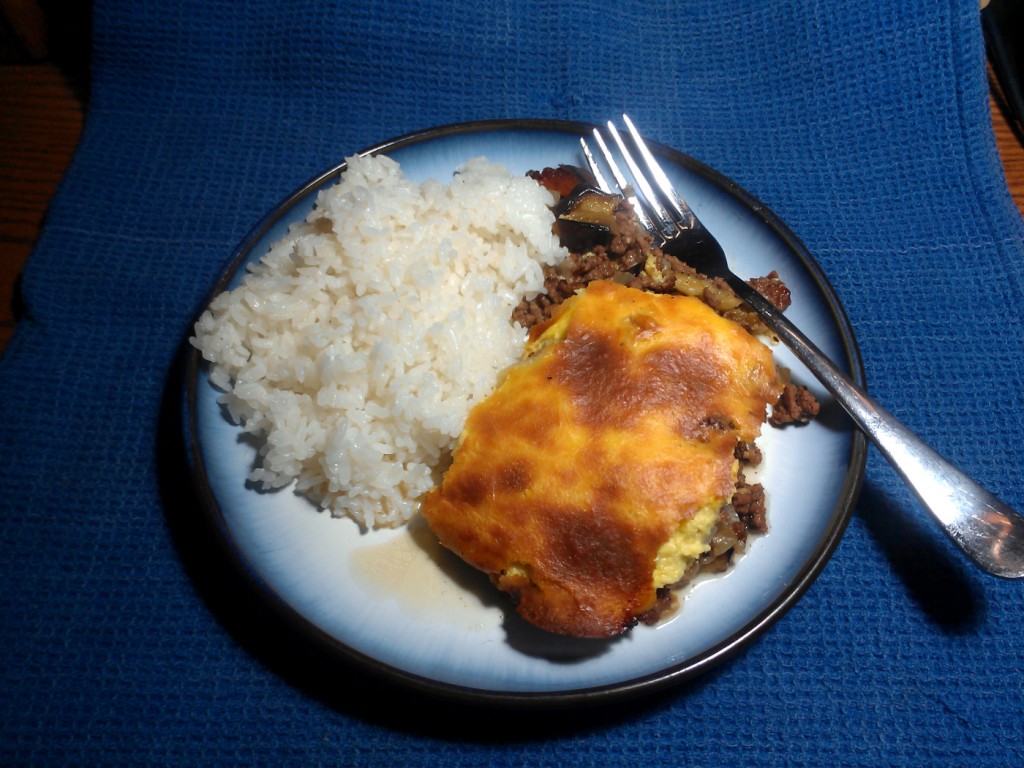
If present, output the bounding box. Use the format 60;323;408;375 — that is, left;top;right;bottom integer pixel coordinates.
583;115;1024;579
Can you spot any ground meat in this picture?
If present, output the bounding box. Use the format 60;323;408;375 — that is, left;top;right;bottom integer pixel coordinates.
631;249;702;294
518;167;801;335
748;271;791;312
513;198;654;327
732;473;768;533
608;203;652;268
512;193;797;338
511;251;620;327
770;383;820;426
734;440;763;466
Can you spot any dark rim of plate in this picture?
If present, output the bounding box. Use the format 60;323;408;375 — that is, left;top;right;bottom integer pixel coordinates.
183;118;868;710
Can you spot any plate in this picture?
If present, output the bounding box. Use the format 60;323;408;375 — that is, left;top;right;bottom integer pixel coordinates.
184;119;867;707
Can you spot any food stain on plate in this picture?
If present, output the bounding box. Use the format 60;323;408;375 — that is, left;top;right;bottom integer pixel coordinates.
349;516;503;630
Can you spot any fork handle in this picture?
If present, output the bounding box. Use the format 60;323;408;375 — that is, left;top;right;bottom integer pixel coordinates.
727;276;1024;578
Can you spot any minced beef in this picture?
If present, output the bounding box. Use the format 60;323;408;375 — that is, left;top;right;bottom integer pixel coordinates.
748;272;791;312
732;442;768;536
770;383;821;426
511;250;621;328
512;198;652;328
513;236;792;337
732;472;768;534
734;439;763;466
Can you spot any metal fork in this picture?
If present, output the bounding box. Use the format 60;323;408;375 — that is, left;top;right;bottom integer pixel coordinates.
583;115;1024;578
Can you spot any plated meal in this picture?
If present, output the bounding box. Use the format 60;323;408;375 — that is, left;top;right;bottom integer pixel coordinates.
186;120;864;703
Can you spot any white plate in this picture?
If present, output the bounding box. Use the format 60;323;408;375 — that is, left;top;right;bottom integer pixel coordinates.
185;119;866;706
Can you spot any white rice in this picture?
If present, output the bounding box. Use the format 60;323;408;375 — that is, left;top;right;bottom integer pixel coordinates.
191;154;566;528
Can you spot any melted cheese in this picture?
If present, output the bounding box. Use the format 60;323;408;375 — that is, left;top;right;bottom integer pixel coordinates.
652;501;724;587
421;281;783;638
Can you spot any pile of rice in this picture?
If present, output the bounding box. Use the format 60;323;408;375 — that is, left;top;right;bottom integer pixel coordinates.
191;154;566;528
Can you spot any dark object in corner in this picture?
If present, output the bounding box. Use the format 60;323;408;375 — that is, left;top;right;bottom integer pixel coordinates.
983;0;1024;145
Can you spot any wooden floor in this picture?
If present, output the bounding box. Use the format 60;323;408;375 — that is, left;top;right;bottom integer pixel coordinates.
1;62;1023;356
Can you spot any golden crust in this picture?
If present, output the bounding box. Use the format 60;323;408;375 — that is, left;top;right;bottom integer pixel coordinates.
421;281;783;638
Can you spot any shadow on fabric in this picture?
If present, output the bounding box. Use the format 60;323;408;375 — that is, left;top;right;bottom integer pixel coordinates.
155;337;729;738
854;481;986;634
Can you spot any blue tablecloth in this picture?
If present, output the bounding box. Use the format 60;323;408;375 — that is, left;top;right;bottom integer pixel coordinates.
3;0;1024;764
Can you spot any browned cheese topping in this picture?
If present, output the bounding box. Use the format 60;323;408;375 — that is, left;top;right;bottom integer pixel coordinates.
421;281;784;638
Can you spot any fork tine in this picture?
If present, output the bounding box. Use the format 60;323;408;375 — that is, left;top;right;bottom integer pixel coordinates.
621;114;697;228
578;137;612;193
603;120;678;236
582;129;655;233
591;129;629;194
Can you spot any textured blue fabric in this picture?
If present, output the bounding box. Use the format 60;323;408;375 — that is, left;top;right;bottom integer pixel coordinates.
3;0;1024;764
